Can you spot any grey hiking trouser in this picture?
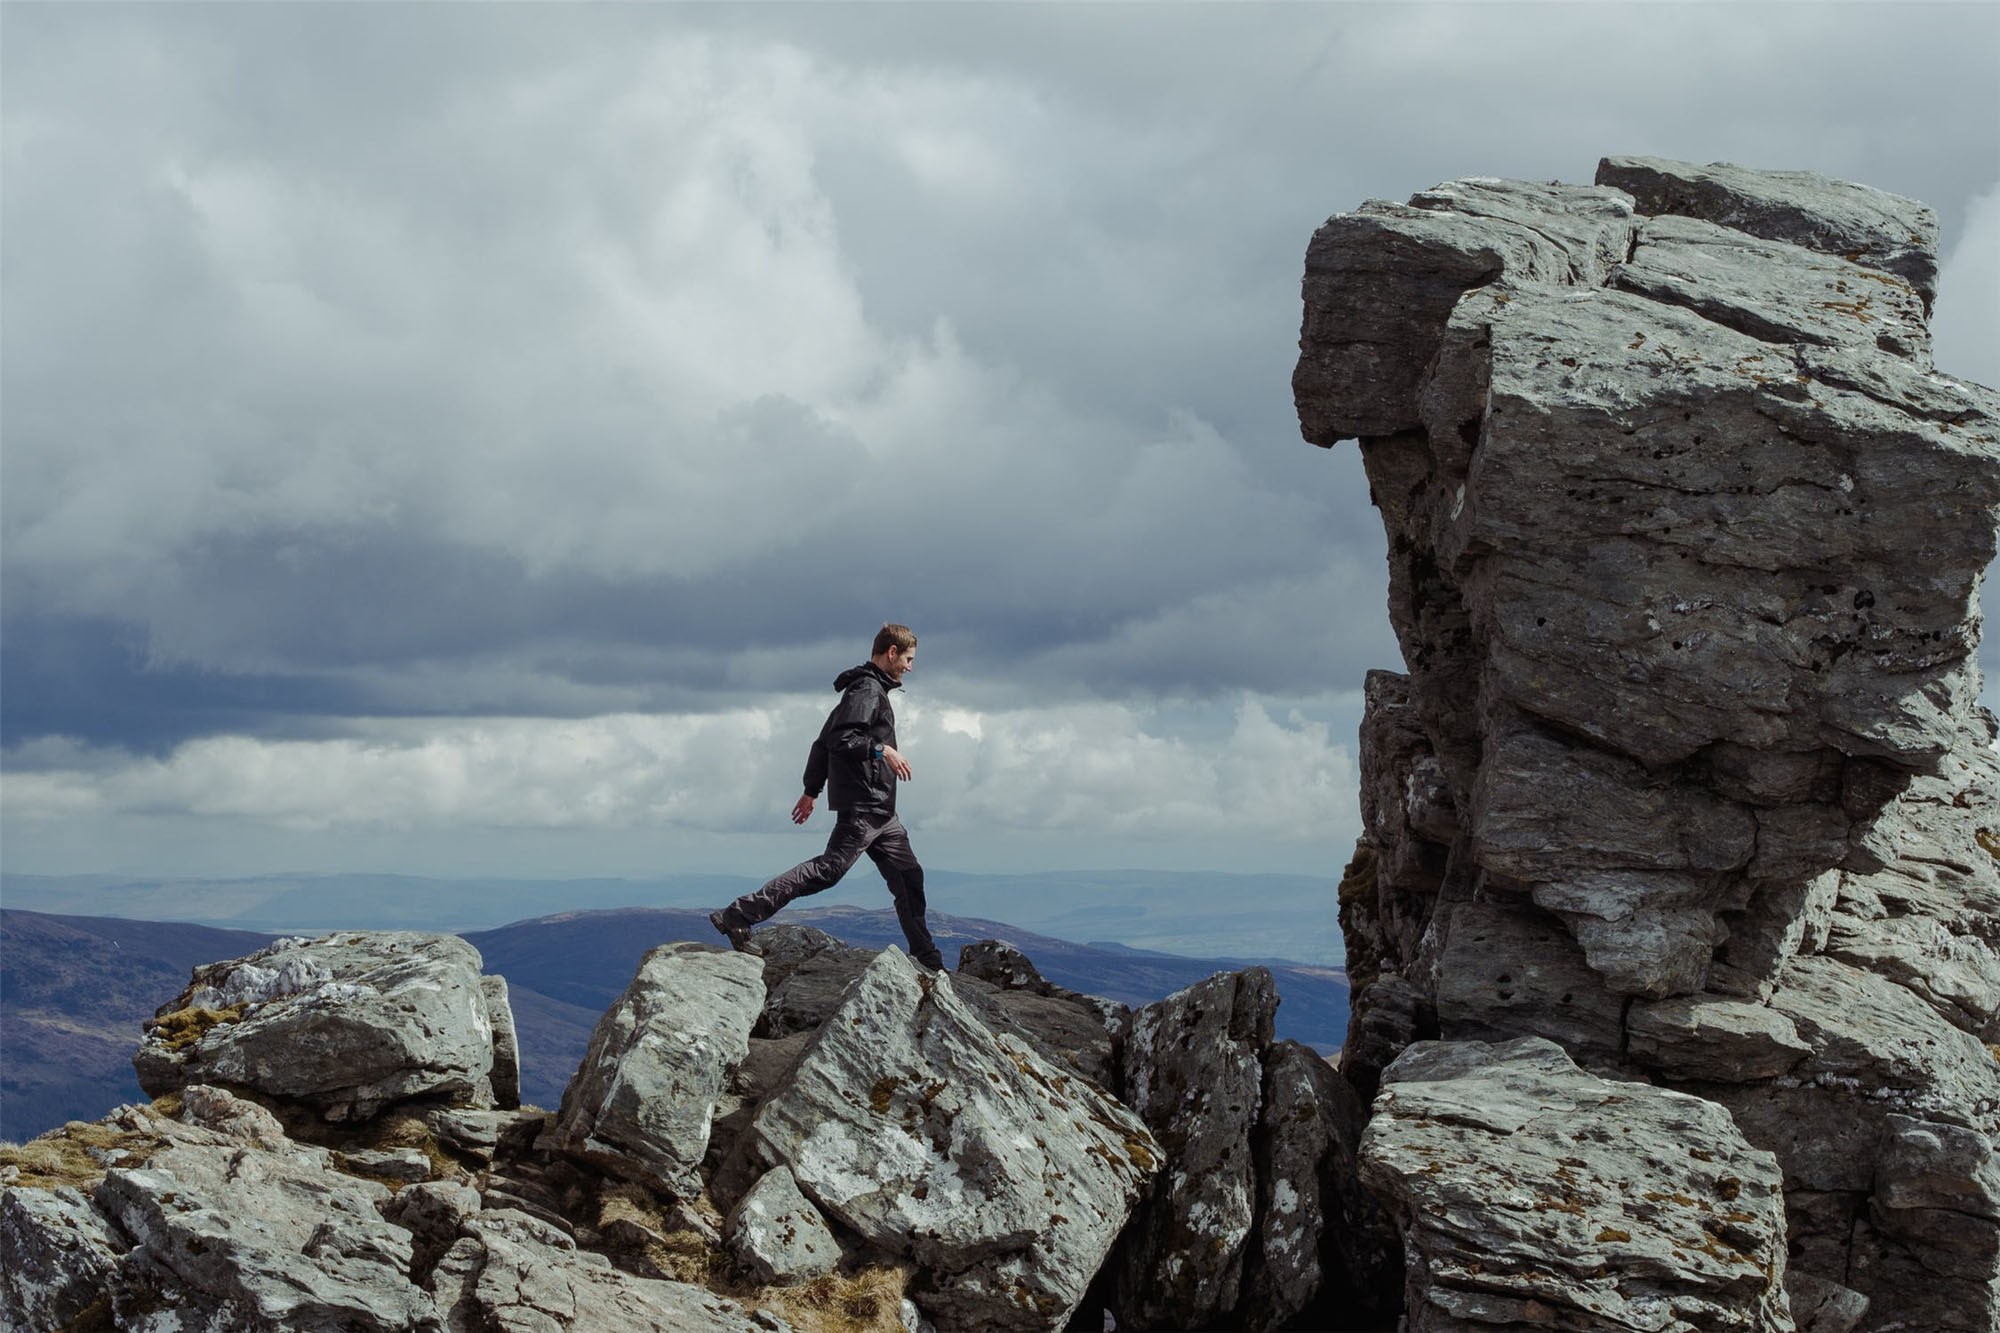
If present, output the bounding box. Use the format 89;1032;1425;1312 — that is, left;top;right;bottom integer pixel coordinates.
727;811;943;969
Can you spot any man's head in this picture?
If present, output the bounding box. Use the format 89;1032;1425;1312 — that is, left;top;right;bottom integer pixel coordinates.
871;622;917;681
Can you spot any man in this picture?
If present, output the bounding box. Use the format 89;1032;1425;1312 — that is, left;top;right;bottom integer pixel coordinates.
710;623;945;971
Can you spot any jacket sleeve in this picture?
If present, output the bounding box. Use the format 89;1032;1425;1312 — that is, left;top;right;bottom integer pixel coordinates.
821;681;880;756
803;738;828;797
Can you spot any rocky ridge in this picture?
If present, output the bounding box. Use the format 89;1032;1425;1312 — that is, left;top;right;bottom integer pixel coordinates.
2;923;1382;1331
1298;155;2000;1329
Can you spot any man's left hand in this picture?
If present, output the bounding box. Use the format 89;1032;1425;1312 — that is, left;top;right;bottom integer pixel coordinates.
791;793;816;824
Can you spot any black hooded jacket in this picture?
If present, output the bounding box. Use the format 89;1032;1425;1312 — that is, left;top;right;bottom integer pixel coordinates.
803;662;901;815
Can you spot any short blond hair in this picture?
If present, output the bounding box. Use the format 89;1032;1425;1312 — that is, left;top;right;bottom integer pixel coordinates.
873;623;917;656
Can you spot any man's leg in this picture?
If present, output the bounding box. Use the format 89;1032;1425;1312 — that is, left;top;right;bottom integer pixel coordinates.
866;818;944;971
717;815;872;944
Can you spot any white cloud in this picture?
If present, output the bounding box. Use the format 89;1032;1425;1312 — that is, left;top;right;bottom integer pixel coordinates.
1933;181;2000;389
2;21;1351;684
0;694;1353;846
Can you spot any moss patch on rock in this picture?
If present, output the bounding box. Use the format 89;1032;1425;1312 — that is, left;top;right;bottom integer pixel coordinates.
145;1004;248;1052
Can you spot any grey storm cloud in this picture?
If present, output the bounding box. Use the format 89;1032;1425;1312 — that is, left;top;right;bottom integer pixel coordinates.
4;1;1998;762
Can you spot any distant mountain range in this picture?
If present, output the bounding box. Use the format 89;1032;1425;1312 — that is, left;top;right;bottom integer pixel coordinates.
1;905;1348;1141
0;867;1343;967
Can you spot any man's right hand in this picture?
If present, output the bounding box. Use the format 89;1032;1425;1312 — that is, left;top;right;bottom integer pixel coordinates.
881;746;912;781
791;793;816;824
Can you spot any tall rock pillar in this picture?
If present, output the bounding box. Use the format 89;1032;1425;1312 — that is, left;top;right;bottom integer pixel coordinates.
1298;157;2000;1329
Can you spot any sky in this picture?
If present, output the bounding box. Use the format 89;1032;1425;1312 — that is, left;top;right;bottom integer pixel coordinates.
3;1;1998;886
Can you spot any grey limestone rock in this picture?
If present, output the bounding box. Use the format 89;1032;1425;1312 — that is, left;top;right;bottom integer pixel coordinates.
430;1208;764;1332
95;1115;432;1330
743;948;1158;1333
1245;1039;1398;1332
1295;179;1635;443
1595;155;1939;307
1432;900;1626;1072
0;1183;127;1331
134;931;512;1122
1298;155;2000;1328
380;1178;483;1286
342;1146;437;1183
547;941;765;1198
1848;1115;2000;1332
723;1165;839;1286
426;1106;545;1167
481;973;522;1110
1116;967;1275;1331
1784;1271;1868;1333
1611;214;1930;362
1626;995;1813;1082
957;936;1132;1073
951;971;1125;1092
751;923;879;1037
1362;1038;1793;1332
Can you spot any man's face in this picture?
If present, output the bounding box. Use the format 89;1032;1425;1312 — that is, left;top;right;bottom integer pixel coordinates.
884;645;916;680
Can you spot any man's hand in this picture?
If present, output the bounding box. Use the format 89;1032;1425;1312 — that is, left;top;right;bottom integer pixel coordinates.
791;792;816;824
881;745;912;781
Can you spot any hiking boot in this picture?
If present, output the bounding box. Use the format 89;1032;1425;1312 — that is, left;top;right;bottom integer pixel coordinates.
709;909;755;953
914;953;946;975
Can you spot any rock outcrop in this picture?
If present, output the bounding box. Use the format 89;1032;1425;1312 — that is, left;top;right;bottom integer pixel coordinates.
737;948;1155;1333
545;941;765;1198
4;926;1373;1332
1298;155;2000;1328
1117;968;1274;1328
133;932;516;1121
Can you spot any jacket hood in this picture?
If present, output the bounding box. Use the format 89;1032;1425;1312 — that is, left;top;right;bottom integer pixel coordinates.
833;662;898;692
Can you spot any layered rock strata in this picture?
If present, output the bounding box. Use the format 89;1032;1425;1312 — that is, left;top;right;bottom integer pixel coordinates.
1298;155;2000;1327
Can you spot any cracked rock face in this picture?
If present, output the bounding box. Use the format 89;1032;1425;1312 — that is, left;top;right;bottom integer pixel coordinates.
742;948;1159;1333
1300;154;2000;1328
133;932;515;1122
1362;1038;1793;1332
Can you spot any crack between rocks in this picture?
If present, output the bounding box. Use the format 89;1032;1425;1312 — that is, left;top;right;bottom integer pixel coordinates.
1608;268;1833;352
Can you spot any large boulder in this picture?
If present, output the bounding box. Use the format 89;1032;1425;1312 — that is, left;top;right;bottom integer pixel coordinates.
546;941;765;1199
429;1208;765;1332
3;1091;435;1331
723;1165;839;1286
133;932;512;1121
741;948;1159;1333
0;1183;127;1331
1115;967;1275;1330
1362;1038;1793;1331
751;924;879;1038
1245;1039;1398;1332
955;939;1129;1091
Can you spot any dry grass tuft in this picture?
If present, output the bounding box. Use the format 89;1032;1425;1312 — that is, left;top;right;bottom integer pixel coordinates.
0;1116;165;1190
755;1264;913;1333
644;1229;729;1286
